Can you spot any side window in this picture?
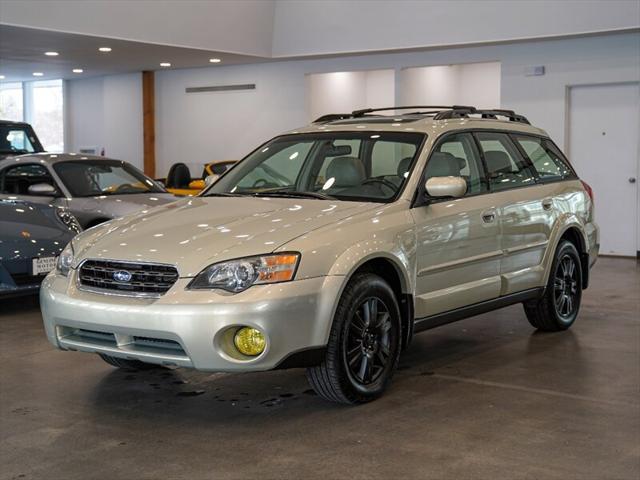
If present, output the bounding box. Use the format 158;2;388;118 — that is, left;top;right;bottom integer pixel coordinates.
427;133;487;195
513;135;573;181
0;164;56;195
236;142;312;189
475;132;536;191
371;140;417;178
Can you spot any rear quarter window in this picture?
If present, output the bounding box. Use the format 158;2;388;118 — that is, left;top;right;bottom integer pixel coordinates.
513;135;574;181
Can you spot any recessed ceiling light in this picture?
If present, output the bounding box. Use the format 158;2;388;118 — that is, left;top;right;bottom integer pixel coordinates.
209;58;221;63
159;62;171;67
72;68;83;73
98;47;112;52
32;72;44;77
0;75;5;80
45;51;59;56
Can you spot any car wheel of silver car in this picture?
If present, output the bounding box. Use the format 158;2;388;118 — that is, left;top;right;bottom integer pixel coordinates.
306;273;401;404
99;354;161;371
523;240;582;331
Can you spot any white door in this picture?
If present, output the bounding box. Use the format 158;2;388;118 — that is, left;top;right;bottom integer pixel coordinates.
569;83;640;257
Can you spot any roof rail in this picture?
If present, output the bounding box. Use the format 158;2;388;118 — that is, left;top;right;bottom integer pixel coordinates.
312;113;354;124
434;106;530;124
351;105;464;117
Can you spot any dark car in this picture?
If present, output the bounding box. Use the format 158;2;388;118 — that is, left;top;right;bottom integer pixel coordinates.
0;198;81;297
0;120;45;160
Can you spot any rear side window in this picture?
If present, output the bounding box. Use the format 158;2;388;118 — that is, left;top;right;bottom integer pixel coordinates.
513;135;573;181
475;132;536;192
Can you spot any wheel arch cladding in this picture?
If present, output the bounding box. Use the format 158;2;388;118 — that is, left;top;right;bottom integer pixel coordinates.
558;226;590;289
348;257;414;350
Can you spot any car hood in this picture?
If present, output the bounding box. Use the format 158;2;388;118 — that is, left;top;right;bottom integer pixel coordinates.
74;193;177;218
74;196;378;276
0;200;74;261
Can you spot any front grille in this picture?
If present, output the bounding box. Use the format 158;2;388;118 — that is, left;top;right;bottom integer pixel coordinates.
78;260;179;296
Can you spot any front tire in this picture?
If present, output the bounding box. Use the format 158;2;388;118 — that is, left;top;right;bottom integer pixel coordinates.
306;273;402;404
99;354;160;371
524;240;582;331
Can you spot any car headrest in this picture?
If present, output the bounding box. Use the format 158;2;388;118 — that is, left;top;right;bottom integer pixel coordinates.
425;152;462;178
326;156;366;187
167;163;191;188
0;136;12;151
484;151;512;175
396;157;413;178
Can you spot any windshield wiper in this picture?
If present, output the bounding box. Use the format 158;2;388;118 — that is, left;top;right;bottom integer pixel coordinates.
203;192;246;197
253;190;334;200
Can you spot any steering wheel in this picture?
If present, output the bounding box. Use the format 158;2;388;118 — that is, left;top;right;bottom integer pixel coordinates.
111;184;139;194
361;177;398;191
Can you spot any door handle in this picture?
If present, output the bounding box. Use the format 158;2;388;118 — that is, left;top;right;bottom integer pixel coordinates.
630;177;637;184
542;198;553;210
481;209;496;223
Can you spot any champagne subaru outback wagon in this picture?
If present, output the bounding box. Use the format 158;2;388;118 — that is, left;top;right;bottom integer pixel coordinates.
40;106;598;404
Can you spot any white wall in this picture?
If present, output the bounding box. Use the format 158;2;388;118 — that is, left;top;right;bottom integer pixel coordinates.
399;62;500;108
66;73;143;170
272;0;639;57
150;33;639;176
307;69;394;121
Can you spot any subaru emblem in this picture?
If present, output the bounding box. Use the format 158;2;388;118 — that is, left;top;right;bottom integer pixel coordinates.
113;270;132;282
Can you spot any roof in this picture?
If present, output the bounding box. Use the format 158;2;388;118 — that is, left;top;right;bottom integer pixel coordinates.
290;106;548;138
0;119;32;127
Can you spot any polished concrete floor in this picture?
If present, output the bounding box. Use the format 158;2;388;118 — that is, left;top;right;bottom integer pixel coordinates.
0;257;638;480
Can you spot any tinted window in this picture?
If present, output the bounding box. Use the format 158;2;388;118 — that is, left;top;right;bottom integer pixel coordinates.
0;163;56;194
476;132;536;191
514;135;573;180
0;126;37;154
431;133;487;195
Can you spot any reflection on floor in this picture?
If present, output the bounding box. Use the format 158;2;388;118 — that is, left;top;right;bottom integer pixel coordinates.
1;257;638;479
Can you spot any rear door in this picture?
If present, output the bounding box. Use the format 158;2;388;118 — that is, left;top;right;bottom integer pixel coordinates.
412;132;502;318
474;131;551;295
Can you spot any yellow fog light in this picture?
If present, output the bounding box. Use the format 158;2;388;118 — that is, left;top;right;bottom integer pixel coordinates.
233;327;266;356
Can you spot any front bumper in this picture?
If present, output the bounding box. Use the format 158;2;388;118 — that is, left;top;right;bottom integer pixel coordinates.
40;270;343;371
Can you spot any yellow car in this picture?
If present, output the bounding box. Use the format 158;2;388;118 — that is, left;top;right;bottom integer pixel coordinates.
161;160;237;196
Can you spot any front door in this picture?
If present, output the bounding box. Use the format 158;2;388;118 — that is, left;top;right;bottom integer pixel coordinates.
412;132;502;318
0;162;67;209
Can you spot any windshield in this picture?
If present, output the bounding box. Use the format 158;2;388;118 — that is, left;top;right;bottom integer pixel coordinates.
0;125;39;154
53;160;166;197
206;132;425;202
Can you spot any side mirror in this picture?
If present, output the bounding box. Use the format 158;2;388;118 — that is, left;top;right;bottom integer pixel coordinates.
28;183;57;196
425;176;467;198
204;174;220;187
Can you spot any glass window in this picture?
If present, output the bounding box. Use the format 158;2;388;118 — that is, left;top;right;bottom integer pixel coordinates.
513;135;573;180
0;163;57;195
476;132;536;191
431;133;487;195
209;132;425;202
0;83;23;122
29;80;64;152
371;140;416;177
0;125;37;155
53;160;165;197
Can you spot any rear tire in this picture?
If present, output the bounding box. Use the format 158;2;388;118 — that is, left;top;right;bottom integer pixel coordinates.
524;240;582;331
306;273;402;404
99;354;160;371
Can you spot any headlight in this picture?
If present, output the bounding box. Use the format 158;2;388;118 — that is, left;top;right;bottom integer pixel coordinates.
56;208;83;234
188;253;300;293
56;242;75;276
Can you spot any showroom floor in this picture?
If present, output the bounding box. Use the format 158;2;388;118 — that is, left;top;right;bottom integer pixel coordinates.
0;257;638;480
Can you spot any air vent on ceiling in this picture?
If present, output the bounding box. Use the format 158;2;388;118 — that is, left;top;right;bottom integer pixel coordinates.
185;84;256;93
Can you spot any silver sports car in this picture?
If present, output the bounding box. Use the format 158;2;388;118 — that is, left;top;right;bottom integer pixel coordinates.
0;154;177;228
1;198;81;297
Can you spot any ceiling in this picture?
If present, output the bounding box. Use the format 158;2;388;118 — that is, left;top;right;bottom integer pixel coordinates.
0;25;267;82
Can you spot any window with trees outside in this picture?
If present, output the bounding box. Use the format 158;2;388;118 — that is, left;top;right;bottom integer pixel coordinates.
0;79;64;152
